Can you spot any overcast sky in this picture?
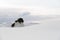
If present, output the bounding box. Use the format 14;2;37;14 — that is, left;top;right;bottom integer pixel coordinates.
0;0;60;15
